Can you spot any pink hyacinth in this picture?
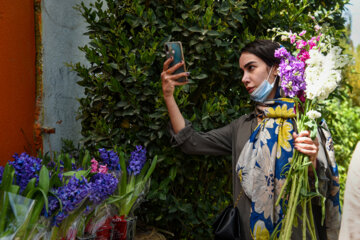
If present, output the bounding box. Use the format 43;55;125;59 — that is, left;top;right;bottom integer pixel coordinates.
314;25;321;32
91;158;99;173
99;164;108;174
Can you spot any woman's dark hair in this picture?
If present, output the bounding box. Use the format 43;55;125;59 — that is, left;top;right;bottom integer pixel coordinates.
239;40;280;67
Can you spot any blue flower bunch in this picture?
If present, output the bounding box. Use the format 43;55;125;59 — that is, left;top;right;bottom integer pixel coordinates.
9;153;42;193
127;145;147;175
0;166;4;184
51;175;91;226
89;173;118;204
98;148;121;171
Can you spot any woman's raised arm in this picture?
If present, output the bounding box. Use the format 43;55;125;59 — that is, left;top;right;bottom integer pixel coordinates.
161;57;190;134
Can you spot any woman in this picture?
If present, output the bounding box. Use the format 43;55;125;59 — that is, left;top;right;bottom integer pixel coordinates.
161;40;340;239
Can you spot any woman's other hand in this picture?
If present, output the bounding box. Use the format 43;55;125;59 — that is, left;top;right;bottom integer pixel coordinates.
293;131;319;171
161;57;190;99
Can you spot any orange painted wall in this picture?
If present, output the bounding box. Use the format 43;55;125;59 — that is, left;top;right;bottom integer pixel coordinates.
0;0;36;165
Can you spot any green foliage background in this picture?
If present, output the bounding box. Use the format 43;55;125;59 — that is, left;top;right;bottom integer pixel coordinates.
72;0;352;239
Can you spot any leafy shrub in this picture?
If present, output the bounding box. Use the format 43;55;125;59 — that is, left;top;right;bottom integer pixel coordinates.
72;0;349;238
324;94;360;204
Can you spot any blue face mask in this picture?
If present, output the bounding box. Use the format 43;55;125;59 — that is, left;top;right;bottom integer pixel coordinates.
250;66;275;102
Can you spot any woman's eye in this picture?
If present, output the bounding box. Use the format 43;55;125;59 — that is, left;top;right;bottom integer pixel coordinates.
248;66;254;71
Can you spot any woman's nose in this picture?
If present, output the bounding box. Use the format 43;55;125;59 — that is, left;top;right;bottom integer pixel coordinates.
242;72;249;84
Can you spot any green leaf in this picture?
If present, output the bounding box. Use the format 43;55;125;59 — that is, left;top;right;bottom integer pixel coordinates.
189;26;202;33
0;164;15;192
232;12;243;23
8;184;20;194
193;73;208;79
39;166;49;194
144;155;157;183
191;5;201;11
109;62;119;70
23;178;37;196
119;151;127;196
26;187;49;213
169;166;177;181
171;25;182;32
81;150;91;169
206;30;221;36
62;169;90;180
63;154;72;171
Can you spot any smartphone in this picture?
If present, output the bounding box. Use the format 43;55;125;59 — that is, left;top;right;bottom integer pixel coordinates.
164;41;188;82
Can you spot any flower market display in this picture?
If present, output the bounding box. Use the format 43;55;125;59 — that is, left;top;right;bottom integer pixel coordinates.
269;26;349;239
0;146;157;240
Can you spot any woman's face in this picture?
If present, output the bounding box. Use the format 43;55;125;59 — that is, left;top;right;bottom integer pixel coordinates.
239;52;277;95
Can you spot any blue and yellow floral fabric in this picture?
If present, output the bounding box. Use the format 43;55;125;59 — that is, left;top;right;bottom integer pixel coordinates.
236;98;296;238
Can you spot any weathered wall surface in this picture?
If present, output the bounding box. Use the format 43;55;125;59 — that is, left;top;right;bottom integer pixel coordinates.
42;0;92;153
0;0;36;165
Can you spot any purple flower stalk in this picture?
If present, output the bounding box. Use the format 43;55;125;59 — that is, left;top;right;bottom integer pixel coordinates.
57;175;91;212
0;166;4;185
89;173;118;204
49;175;91;226
9;153;42;193
99;148;121;171
42;195;60;218
275;47;306;98
127;145;147;176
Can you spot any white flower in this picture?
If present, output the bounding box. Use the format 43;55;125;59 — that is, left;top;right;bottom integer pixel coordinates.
281;35;288;41
306;110;321;120
304;45;348;100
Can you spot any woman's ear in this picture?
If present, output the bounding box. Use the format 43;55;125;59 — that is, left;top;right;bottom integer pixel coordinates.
274;64;279;76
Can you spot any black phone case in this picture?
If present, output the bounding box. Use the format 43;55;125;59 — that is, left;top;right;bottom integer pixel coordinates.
165;42;187;82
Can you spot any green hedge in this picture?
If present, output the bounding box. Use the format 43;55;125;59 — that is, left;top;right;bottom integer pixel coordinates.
72;0;349;238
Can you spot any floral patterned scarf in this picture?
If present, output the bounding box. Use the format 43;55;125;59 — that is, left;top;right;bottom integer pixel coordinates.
236;98;296;238
236;98;340;239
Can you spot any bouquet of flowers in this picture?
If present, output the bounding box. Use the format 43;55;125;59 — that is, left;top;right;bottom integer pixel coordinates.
271;27;349;239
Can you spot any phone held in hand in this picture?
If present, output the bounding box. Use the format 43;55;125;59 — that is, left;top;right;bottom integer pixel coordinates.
164;41;188;82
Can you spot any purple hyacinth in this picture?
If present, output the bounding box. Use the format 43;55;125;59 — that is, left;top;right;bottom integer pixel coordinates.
89;173;118;204
0;166;4;184
42;195;60;218
9;153;42;193
98;148;121;171
53;211;68;227
275;47;306;98
127;145;147;176
48;175;91;226
56;175;91;213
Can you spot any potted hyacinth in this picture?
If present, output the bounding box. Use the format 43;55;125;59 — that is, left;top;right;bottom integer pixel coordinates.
87;146;157;240
269;26;349;239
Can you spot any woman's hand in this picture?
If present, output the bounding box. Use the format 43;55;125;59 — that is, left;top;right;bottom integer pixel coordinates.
161;57;190;99
293;131;319;172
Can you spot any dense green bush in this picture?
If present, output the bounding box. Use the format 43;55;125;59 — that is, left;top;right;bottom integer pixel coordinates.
72;0;349;238
324;94;360;203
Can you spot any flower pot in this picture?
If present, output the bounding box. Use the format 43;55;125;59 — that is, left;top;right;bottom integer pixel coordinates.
111;215;137;240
